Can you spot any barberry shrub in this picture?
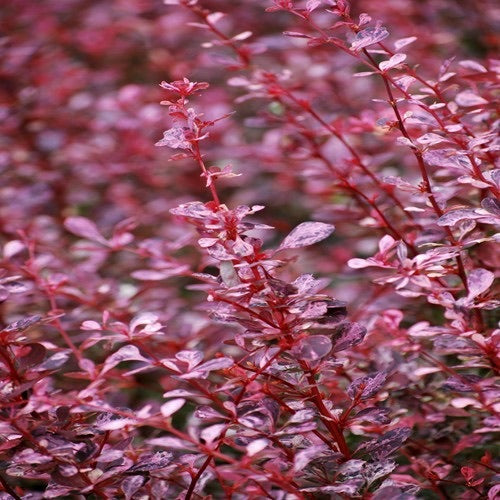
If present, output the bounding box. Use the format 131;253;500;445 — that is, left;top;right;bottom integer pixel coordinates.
0;0;498;498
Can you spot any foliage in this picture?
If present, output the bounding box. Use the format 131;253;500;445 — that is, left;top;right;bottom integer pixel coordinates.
0;0;498;498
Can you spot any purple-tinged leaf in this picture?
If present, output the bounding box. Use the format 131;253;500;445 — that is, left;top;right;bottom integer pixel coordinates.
351;407;391;425
275;421;317;435
331;322;367;352
18;343;46;369
348;257;378;269
220;260;241;287
231;237;254;257
247;438;269;457
283;31;312;39
127;452;172;473
130;313;162;335
131;268;189;280
350;26;389;51
305;0;322;12
163;389;199;398
481;197;500;216
155;127;191;149
195;405;227;420
200;423;226;444
354;71;376;77
121;476;145;500
3;240;25;259
232;31;252;41
4;314;42;333
466;268;494;300
81;320;101;331
293;445;328;472
379;53;406;71
302;481;364;495
292;274;325;295
455;91;488;107
394;75;416;92
292;335;332;361
424;149;472;172
288;409;316;424
394;36;417;50
442;375;481;392
378;234;396;254
278;221;335;250
101;345;149;375
181;357;233;379
490;169;500;188
64;217;108;245
417;133;449;146
437;209;481;226
146;437;194;450
174;350;204;370
488;484;500;500
206;11;224;24
359;13;372;26
433;335;480;354
198;237;218;248
97;448;124;463
170;201;215;219
97;418;136;431
316;300;348;325
300;301;328;319
373;485;416;500
451;397;481;409
459;60;488;72
364;460;397;485
33;351;70;371
347;372;387;400
357;427;411;459
1;280;30;295
160;398;186;418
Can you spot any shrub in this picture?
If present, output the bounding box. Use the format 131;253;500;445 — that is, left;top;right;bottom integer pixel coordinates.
0;0;498;498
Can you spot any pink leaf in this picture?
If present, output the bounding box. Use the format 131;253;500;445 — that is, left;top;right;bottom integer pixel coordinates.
181;356;234;379
459;60;487;73
175;350;204;370
466;268;494;301
247;439;269;457
350;26;389;51
200;423;226;444
306;0;322;12
161;398;186;418
232;31;252;41
127;451;172;472
394;36;417;50
379;53;406;71
121;476;145;500
348;257;376;269
292;335;332;361
206;12;225;24
278;221;335;250
455;91;488;107
155;127;191;149
378;235;396;254
437;209;481;226
101;345;149;375
64;217;108;245
347;372;387;400
331;322;367;352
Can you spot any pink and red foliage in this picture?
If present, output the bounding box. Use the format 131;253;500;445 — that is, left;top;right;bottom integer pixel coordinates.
0;0;498;498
